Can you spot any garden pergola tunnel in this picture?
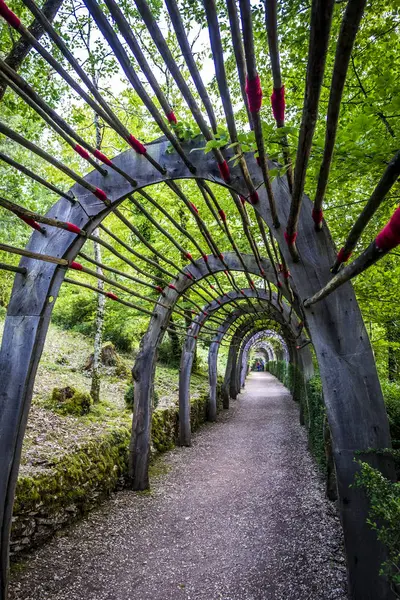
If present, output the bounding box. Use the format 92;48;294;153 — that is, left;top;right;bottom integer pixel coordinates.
0;0;398;598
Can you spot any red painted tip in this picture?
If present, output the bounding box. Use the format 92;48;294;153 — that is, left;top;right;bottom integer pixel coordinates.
312;208;323;226
217;300;221;305
202;311;208;316
168;284;178;291
219;253;224;261
246;74;263;114
250;191;259;205
210;284;215;290
20;215;42;231
277;281;282;288
0;0;20;28
284;230;297;245
240;195;246;205
218;160;230;182
376;205;400;251
128;134;146;155
66;222;81;234
106;292;118;301
203;254;208;262
194;335;198;340
70;261;83;271
218;209;226;222
271;86;285;123
283;270;290;279
260;268;265;276
93;149;113;167
185;252;193;261
240;289;245;295
190;202;199;214
155;286;164;294
166;111;177;124
94;188;108;203
74;144;90;161
224;270;229;276
337;247;352;264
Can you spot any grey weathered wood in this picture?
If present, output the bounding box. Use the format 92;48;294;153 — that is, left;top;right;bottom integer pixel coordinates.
0;136;395;600
207;302;301;420
178;280;301;445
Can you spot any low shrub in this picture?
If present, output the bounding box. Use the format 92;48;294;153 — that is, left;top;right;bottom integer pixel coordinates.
354;462;400;596
381;380;400;448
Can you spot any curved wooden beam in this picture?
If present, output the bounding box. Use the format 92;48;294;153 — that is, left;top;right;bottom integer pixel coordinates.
0;136;394;599
206;305;299;424
178;286;299;446
179;288;302;445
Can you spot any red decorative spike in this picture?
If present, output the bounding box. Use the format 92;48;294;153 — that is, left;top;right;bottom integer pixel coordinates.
375;206;400;251
155;286;164;294
284;230;297;245
271;86;285;123
190;202;199;214
218;209;226;222
128;134;146;155
203;254;208;262
246;74;262;113
166;111;177;124
74;144;90;160
185;252;193;261
0;0;20;29
312;208;323;226
337;247;352;264
260;268;265;276
250;191;259;205
217;300;221;305
277;281;282;288
94;188;108;203
283;270;290;279
106;292;118;301
240;196;246;205
218;160;230;182
93;149;113;167
168;284;178;291
20;215;42;231
219;253;224;261
66;222;81;234
70;261;83;271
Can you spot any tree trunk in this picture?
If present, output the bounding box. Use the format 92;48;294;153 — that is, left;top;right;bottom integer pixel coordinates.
90;108;105;403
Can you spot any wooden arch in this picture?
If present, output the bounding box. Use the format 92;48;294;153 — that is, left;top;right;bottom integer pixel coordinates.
0;138;394;599
206;304;301;424
178;287;299;445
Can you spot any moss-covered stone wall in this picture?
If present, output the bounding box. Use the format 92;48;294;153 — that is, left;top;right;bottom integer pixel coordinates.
11;390;219;557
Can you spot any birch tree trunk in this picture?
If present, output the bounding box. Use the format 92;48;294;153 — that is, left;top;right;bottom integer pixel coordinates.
90;108;105;403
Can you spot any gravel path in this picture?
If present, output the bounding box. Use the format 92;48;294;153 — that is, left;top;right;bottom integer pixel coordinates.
9;372;348;600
